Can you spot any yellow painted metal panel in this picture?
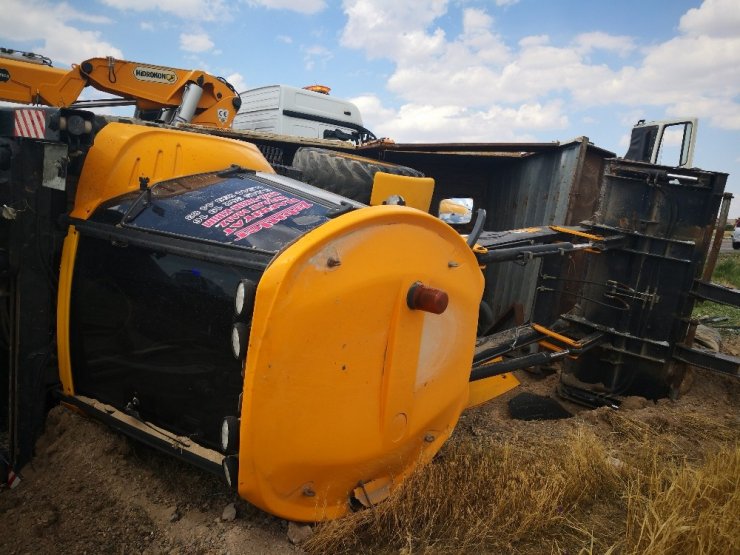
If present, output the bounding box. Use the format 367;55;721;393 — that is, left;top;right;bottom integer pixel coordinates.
56;226;79;396
237;205;483;521
466;373;520;408
71;122;274;219
370;172;435;212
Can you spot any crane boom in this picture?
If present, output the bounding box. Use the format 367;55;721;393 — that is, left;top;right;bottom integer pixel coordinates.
0;48;241;128
0;49;86;106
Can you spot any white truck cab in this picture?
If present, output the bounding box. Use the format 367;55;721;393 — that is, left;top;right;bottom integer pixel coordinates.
624;118;698;168
233;84;375;143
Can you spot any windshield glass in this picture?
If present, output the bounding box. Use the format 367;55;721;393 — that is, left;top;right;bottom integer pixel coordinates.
93;171;333;253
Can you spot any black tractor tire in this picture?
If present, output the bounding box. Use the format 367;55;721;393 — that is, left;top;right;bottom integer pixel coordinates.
291;147;424;204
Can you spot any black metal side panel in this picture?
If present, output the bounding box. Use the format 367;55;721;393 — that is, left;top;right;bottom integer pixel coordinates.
562;159;727;397
69;236;263;451
1;139;68;470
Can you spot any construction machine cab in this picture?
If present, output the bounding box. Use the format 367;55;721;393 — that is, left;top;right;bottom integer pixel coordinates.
624;117;697;168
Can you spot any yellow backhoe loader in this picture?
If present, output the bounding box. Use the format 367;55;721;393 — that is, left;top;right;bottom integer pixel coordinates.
0;48;487;521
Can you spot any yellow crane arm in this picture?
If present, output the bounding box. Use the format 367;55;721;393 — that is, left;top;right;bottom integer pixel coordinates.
0;48;241;128
78;57;241;128
0;51;86;106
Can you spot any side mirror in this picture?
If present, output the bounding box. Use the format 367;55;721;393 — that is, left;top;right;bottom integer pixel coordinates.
438;198;473;225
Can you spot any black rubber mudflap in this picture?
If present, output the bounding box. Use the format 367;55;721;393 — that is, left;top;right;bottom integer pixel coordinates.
508;392;572;421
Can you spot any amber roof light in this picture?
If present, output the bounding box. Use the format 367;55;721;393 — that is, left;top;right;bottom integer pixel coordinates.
303;84;331;94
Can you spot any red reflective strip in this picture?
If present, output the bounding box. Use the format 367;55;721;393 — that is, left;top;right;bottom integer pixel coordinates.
16;111;30;137
14;110;45;138
23;111;34;136
14;112;28;136
30;110;45;137
7;469;21;489
19;111;33;136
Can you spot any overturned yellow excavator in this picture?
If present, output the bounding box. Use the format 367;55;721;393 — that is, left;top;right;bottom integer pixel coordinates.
0;48;494;521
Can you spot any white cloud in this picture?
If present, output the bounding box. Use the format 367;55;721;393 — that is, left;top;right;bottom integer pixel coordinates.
666;98;740;130
181;56;211;72
43;32;122;65
341;1;511;109
618;110;647;129
53;4;112;25
574;30;740;130
340;0;740;137
225;72;248;93
461;8;509;63
463;7;493;31
680;0;740;38
247;0;327;14
574;31;635;55
140;22;155;31
103;0;326;20
179;32;215;53
340;0;450;62
518;35;548;48
276;35;293;44
350;94;567;142
100;0;228;21
350;94;397;124
303;45;333;70
0;0;122;65
495;0;520;6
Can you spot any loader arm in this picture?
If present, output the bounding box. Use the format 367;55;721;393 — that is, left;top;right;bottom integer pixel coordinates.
0;48;241;128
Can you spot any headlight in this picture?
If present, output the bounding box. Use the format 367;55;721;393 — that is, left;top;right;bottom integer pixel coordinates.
234;279;257;319
231;323;249;360
223;456;239;489
220;416;240;454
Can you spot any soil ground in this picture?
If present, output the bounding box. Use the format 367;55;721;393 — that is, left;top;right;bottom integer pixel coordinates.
1;337;738;554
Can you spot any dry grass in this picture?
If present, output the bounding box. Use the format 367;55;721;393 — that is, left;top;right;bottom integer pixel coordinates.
305;410;739;555
619;445;739;555
305;427;622;554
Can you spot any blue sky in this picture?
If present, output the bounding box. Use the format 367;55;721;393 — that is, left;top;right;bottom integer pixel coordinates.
2;0;740;215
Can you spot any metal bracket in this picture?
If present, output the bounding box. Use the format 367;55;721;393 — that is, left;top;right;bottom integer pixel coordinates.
692;280;740;308
673;345;740;377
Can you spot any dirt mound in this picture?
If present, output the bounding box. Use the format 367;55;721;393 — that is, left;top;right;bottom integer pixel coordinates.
0;408;295;554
